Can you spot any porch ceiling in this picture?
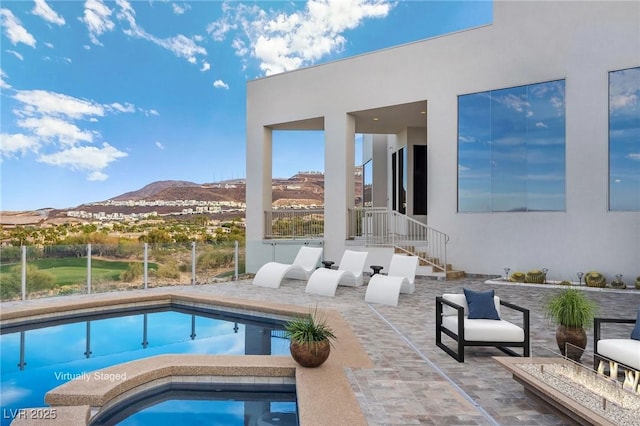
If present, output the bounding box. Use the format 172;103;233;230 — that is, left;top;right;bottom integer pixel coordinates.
351;100;427;134
266;100;427;134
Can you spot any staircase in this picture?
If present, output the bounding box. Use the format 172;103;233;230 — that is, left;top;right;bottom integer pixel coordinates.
394;246;465;280
353;208;465;280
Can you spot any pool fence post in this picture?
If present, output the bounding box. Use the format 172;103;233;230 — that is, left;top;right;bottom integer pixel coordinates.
234;240;239;281
21;245;26;301
87;243;92;294
143;243;148;289
191;241;196;285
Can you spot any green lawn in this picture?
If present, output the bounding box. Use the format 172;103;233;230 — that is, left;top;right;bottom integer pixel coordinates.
0;258;157;286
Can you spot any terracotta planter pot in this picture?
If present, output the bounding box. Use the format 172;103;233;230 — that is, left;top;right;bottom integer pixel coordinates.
289;340;331;368
556;325;587;362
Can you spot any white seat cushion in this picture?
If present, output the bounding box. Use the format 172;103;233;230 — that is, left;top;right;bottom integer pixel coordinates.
442;316;524;342
597;339;640;370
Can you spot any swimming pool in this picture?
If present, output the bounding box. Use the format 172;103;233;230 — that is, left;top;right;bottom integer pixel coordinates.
0;304;292;426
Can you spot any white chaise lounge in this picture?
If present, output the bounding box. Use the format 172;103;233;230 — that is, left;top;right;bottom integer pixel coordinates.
305;250;368;297
252;246;323;288
436;289;530;362
365;254;419;306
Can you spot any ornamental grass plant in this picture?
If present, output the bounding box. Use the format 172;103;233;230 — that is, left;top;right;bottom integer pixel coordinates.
544;288;598;328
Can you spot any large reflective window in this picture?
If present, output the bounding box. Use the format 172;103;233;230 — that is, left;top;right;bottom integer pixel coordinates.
458;80;566;212
609;67;640;211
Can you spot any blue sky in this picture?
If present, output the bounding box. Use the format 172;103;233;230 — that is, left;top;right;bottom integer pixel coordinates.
0;0;493;211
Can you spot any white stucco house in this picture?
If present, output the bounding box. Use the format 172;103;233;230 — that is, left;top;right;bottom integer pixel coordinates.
245;1;640;283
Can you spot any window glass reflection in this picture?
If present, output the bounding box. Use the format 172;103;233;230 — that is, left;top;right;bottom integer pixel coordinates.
609;67;640;211
458;80;566;212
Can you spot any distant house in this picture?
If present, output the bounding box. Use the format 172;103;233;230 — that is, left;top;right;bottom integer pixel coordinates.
245;1;639;280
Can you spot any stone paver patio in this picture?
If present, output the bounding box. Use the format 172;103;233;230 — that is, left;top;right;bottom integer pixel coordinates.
2;276;639;425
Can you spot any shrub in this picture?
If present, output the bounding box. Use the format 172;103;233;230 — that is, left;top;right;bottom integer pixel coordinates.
120;263;143;282
1;265;56;299
197;250;234;271
156;262;180;279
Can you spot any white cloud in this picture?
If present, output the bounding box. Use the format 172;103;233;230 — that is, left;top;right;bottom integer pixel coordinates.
611;93;638;111
6;89;141;180
535;122;548;128
17;116;95;145
496;93;530;113
81;0;115;45
155;141;165;150
1;8;37;47
610;68;640;112
6;50;24;60
108;102;136;113
44;42;54;48
0;133;41;158
13;90;105;119
0;69;10;89
32;0;65;26
116;0;206;64
201;61;211;72
37;143;127;179
628;153;640;161
88;171;108;181
213;80;229;89
208;0;393;75
172;3;190;15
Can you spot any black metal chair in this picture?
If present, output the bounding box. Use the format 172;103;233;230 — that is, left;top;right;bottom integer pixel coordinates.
436;294;530;362
593;317;638;371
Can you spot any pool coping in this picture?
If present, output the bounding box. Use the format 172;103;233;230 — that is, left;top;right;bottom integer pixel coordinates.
3;291;373;426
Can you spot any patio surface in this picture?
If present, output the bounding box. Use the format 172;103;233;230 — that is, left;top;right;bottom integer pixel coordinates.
3;275;640;425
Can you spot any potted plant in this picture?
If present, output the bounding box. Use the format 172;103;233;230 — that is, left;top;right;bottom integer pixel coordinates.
284;306;337;368
544;288;598;361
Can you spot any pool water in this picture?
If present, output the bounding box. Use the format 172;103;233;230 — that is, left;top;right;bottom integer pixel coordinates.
0;306;291;426
91;384;298;426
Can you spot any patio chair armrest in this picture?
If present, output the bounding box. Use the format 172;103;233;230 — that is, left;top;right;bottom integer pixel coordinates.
499;300;528;314
435;296;465;338
594;317;636;343
499;300;530;335
436;296;465;312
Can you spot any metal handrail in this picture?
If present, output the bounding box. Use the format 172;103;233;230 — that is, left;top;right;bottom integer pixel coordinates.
264;209;324;239
263;207;449;272
348;207;449;272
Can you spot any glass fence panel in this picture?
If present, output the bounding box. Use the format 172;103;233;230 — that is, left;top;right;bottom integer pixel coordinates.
195;241;245;284
0;242;245;301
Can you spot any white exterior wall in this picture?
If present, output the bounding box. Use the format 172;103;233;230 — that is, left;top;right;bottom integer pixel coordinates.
246;1;640;280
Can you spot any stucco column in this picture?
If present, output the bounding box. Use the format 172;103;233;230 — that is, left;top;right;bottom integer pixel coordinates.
371;135;389;208
245;125;272;272
324;113;356;261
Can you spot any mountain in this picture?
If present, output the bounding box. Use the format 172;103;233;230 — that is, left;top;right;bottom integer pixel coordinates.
111;180;199;200
0;170;362;226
